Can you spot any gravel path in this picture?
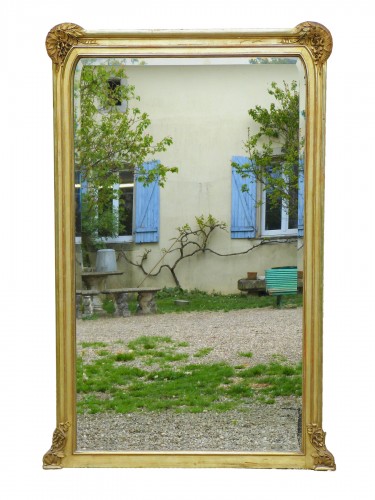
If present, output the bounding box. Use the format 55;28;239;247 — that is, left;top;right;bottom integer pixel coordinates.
76;307;302;452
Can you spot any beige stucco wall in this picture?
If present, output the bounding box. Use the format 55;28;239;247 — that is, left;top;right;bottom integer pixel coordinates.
77;60;304;294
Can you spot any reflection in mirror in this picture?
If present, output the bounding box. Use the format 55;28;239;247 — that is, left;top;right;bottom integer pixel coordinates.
74;56;305;452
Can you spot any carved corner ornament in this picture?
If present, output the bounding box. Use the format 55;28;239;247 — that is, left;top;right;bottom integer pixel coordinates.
307;423;336;471
43;421;71;469
286;21;333;68
46;23;93;67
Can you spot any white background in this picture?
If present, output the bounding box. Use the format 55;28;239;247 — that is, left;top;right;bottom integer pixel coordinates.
1;1;374;498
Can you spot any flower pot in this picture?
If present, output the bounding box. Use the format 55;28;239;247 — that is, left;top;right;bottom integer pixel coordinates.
95;249;117;272
247;272;258;280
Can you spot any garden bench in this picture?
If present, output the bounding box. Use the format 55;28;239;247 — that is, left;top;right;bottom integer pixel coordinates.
101;288;161;317
265;267;298;306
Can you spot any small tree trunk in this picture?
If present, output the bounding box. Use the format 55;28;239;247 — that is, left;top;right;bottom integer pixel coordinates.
170;268;182;289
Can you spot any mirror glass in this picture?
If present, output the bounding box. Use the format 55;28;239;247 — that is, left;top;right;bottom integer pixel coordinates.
74;56;305;452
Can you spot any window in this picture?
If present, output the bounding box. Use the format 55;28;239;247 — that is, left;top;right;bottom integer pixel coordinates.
261;165;298;237
118;171;134;236
231;156;304;239
74;170;134;243
104;77;127;113
75;171;83;237
107;78;122;106
75;161;160;244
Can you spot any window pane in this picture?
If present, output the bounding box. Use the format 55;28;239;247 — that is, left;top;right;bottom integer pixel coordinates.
119;171;134;236
75;171;81;237
265;192;282;230
288;199;298;229
107;78;122;106
97;186;115;237
288;167;298;230
119;171;134;184
120;188;133;235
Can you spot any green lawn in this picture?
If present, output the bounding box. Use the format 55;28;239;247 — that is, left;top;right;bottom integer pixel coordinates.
77;335;302;414
121;288;303;315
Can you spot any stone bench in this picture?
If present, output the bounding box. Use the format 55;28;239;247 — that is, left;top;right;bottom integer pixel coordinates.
101;288;161;317
76;290;101;318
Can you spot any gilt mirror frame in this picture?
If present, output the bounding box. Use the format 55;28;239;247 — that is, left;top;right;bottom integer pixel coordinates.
44;21;335;470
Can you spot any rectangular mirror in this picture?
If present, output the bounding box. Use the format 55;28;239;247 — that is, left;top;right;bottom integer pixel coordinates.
44;23;335;470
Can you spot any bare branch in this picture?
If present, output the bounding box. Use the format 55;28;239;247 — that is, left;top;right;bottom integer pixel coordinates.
119;215;298;289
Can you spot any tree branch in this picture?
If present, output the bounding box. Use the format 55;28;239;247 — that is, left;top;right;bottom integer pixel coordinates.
119;215;298;289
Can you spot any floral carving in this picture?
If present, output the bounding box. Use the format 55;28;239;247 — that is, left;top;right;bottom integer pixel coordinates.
46;23;85;66
307;423;336;470
285;22;333;67
43;421;71;469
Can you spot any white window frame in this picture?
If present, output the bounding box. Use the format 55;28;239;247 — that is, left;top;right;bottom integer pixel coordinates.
75;173;135;244
260;176;298;237
104;175;134;243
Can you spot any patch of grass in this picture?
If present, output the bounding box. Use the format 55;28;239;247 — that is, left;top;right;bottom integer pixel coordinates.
77;358;238;414
114;352;136;362
97;350;110;357
194;347;213;358
239;361;302;401
270;354;288;363
127;336;173;351
102;297;116;315
238;351;253;358
177;341;189;347
150;287;303;314
126;336;189;366
142;352;189;366
80;341;107;348
77;336;302;414
76;355;146;394
257;396;276;404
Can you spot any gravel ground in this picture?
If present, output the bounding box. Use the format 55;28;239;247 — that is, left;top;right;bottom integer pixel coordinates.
76;307;302;452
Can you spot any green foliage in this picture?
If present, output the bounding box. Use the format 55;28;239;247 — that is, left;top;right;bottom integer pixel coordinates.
114;352;136;362
174;214;227;252
232;80;303;216
238;360;303;400
80;341;107;348
149;288;303;314
238;351;253;359
193;347;214;358
102;297;116;315
74;64;177;254
125;336;189;366
97;350;110;357
77;335;302;414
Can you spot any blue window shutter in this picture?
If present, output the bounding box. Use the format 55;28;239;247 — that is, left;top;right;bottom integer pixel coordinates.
81;179;88;196
135;160;160;243
76;174;87;238
297;160;304;237
231;156;257;238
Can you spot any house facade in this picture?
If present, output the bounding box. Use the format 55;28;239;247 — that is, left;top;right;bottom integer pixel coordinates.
75;57;305;293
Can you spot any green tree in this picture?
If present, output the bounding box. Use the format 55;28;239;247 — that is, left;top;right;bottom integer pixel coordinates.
232;80;303;218
74;64;177;256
